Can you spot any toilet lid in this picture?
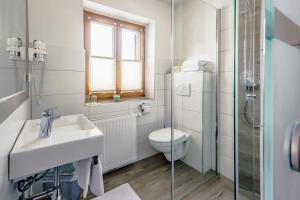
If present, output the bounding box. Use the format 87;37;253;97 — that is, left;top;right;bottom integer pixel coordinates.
149;128;185;143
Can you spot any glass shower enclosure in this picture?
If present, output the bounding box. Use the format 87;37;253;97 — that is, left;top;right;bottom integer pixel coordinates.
235;0;263;199
170;0;220;199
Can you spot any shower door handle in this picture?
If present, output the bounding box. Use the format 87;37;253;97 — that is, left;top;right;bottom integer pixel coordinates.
290;122;300;172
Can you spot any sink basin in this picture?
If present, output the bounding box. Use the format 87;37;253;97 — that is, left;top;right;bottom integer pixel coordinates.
9;114;104;180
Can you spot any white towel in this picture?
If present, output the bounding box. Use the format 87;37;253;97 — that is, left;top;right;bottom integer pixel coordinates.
182;60;208;67
182;66;204;72
182;60;208;72
90;157;104;196
73;156;104;198
73;158;92;198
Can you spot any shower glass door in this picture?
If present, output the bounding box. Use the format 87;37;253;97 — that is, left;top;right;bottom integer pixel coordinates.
170;0;219;199
263;0;300;199
235;0;262;199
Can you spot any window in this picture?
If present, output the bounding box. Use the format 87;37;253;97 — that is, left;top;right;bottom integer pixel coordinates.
84;11;145;100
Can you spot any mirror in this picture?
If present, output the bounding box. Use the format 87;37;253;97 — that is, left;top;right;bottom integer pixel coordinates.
0;0;28;99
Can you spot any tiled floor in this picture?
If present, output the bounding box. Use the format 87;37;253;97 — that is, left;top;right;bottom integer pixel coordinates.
85;153;234;200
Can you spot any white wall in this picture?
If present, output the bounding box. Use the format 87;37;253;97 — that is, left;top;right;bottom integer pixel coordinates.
28;0;236;171
174;0;217;65
271;1;300;199
0;100;30;199
85;0;171;160
171;0;217;173
165;71;214;173
29;0;86;118
29;0;171;161
0;0;27;99
219;0;235;181
88;0;171;73
168;0;235;180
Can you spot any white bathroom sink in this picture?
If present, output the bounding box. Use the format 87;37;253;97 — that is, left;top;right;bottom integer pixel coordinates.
9;114;104;180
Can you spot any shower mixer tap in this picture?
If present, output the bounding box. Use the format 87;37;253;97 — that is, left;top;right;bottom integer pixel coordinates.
245;93;256;99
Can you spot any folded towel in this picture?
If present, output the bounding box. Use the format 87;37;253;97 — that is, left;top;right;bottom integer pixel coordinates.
182;60;208;67
73;156;104;198
182;66;205;72
182;60;208;72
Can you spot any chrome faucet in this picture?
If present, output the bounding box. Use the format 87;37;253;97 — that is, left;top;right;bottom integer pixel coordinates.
39;108;61;138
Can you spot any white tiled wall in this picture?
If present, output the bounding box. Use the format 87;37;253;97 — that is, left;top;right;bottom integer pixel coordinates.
28;0;86;118
29;0;171;161
85;0;171;160
28;0;235;173
170;0;217;173
164;72;214;173
219;0;235;181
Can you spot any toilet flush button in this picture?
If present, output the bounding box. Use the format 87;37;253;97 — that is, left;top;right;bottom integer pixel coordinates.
175;84;191;96
290;122;300;172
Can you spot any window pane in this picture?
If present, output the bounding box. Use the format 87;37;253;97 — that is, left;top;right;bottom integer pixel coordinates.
91;21;114;57
90;58;116;91
121;28;140;60
121;61;142;90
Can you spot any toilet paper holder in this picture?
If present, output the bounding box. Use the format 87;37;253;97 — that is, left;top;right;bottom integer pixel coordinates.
135;102;151;117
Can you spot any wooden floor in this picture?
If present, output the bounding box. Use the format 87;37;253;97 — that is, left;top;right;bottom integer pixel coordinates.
85;154;234;200
183;176;234;200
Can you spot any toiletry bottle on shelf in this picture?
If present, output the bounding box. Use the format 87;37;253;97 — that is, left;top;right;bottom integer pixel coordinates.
113;93;121;102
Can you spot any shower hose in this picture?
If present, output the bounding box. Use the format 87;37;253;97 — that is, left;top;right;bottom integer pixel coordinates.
241;98;260;129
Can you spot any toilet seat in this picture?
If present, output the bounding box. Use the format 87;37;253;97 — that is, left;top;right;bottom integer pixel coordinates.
149;128;186;145
148;128;191;161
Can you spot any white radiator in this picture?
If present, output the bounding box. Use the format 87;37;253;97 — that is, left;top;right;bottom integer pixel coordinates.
92;114;137;173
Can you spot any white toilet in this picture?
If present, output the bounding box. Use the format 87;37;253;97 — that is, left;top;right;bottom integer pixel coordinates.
148;128;191;161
